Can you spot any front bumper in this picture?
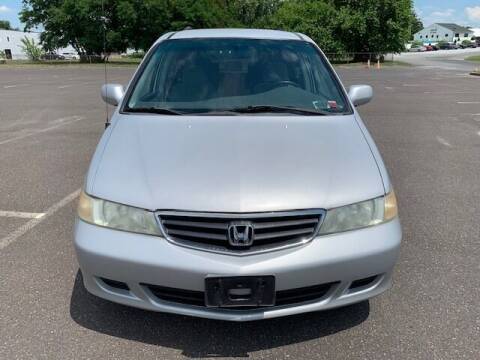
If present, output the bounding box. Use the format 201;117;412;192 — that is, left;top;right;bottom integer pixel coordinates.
74;218;401;321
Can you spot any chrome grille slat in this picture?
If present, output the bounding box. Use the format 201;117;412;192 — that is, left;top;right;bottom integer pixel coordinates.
166;228;227;241
157;209;325;256
254;218;318;229
255;227;316;241
162;219;228;230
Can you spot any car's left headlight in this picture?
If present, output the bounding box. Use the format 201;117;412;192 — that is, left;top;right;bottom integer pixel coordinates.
77;190;162;236
319;191;398;235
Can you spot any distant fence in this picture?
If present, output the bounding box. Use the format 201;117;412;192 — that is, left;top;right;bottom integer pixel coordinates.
324;53;395;64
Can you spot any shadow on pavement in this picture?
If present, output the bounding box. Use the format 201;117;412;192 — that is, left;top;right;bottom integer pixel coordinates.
70;271;369;358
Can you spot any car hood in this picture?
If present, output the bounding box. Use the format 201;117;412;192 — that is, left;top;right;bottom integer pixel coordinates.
88;114;384;212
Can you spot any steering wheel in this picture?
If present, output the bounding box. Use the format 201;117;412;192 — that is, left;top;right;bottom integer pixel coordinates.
254;80;302;93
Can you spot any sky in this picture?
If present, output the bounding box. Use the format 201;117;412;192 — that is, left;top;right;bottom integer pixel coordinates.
1;0;480;30
415;0;480;28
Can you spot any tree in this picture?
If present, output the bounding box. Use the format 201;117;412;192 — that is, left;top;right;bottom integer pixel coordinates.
268;0;413;55
21;0;235;55
21;0;128;57
0;20;12;30
20;36;44;61
21;0;415;56
268;1;346;53
410;10;423;39
226;0;282;27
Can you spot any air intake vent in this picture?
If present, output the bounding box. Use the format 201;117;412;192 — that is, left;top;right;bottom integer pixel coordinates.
145;281;339;308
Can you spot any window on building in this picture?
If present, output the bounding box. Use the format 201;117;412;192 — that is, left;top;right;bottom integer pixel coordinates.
7;36;9;42
464;33;468;37
445;34;448;37
455;33;459;37
436;35;439;38
420;35;423;38
426;35;429;38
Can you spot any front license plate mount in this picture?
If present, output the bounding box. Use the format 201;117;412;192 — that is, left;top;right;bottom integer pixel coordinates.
205;276;275;308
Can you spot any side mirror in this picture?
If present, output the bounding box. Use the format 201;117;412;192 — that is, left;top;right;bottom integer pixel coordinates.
101;84;124;106
348;85;373;107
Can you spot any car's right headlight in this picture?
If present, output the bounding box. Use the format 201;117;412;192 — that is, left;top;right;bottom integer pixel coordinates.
319;191;398;235
77;190;162;236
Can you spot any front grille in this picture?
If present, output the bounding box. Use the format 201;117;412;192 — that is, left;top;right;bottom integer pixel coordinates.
157;210;324;254
145;281;339;309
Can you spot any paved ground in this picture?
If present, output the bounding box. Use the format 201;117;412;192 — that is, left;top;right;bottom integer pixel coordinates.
0;63;479;359
396;47;480;71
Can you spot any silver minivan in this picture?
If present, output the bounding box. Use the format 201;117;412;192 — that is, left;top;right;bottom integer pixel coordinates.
75;29;401;321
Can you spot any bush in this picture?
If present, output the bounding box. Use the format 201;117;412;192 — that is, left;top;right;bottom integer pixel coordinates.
462;40;472;46
20;36;43;61
125;52;145;59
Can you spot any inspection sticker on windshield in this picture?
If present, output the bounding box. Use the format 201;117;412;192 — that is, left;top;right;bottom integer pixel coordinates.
327;100;337;110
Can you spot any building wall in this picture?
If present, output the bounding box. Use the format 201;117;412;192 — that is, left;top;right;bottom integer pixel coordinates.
0;30;41;60
414;24;474;44
0;29;78;60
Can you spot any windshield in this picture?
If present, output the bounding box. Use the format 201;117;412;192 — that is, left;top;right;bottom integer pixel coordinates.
125;38;350;115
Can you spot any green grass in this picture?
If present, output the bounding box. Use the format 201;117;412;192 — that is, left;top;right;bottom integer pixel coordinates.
465;55;480;62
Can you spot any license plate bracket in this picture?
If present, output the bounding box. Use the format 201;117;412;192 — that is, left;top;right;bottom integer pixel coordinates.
205;276;275;308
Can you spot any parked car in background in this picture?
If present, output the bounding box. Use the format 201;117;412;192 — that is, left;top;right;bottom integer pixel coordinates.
437;42;458;50
62;52;78;60
460;42;477;49
74;28;402;321
424;45;437;51
40;52;65;60
409;45;426;52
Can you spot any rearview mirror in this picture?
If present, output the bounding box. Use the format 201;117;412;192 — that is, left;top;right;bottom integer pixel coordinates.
348;85;373;107
101;84;124;106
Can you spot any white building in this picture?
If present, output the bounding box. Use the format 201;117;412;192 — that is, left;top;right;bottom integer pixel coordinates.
0;29;78;60
0;29;41;59
471;28;480;39
414;23;475;45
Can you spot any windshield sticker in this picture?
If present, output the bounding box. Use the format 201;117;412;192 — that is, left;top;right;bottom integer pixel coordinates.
327;100;337;110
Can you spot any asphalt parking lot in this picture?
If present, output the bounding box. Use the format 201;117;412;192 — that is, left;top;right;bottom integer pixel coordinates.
1;62;479;359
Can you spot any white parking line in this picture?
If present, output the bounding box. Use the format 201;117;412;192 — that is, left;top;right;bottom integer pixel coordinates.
436;136;452;148
3;84;29;89
457;101;480;104
0;189;81;251
0;116;85;146
0;211;45;219
58;82;94;89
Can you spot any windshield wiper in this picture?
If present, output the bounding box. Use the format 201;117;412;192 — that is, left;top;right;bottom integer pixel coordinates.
228;105;329;116
124;107;182;115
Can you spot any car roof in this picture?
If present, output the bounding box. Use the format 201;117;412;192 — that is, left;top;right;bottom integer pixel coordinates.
157;28;313;43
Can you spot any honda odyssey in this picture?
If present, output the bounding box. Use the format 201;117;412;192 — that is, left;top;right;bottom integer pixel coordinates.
74;29;401;321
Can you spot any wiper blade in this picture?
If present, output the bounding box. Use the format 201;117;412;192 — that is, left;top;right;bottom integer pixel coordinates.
228;105;329;116
124;107;182;115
